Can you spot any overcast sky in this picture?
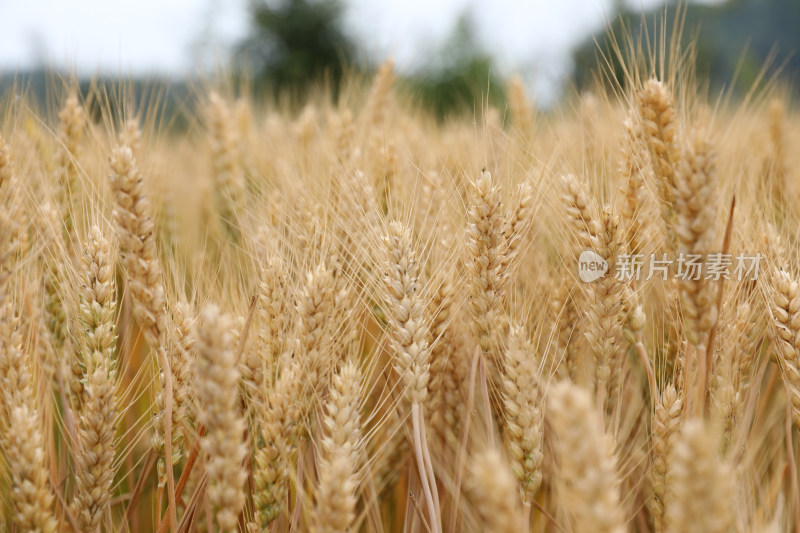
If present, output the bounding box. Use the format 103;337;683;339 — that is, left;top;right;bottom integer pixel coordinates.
0;0;700;99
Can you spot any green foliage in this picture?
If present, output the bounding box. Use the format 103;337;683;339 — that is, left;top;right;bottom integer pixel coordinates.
235;4;507;119
402;14;507;121
571;0;800;95
235;0;357;101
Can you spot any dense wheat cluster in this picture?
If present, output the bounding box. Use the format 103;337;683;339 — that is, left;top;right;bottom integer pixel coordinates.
1;45;800;532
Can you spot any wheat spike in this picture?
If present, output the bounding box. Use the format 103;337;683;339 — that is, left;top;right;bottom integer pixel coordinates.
207;92;246;237
0;304;58;533
192;304;247;532
311;361;362;533
468;448;523;533
253;359;302;527
637;78;680;251
383;220;431;404
466;169;506;355
55;91;86;240
767;268;800;427
649;384;683;532
71;226;119;530
666;419;735;533
548;381;625;533
501;325;544;502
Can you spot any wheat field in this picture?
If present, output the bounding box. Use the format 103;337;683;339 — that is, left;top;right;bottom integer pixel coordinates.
0;36;799;532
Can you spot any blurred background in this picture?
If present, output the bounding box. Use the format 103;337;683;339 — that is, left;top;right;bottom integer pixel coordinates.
0;0;797;119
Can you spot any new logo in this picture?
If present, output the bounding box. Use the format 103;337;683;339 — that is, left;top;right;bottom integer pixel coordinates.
578;250;608;282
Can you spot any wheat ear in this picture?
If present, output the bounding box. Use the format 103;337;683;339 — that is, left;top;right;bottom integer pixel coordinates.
549;275;579;381
311;360;363;533
296;261;336;436
548;381;625;533
109;141;178;529
242;258;288;397
666;419;735;533
766;98;787;203
468;448;523;533
192;304;247;532
561;173;598;251
500;180;535;286
55;91;86;241
649;384;683;533
0;136;26;283
207;92;245;238
170;301;195;449
618;110;650;255
767;268;800;427
584;206;627;412
0;134;12;191
465;169;506;354
637;78;680;251
674;128;719;341
501;324;544;503
383;221;431;405
426;266;467;449
363;58;395;128
382;220;440;531
253;359;302;527
71;225;119;530
0;303;59;532
508;75;534;143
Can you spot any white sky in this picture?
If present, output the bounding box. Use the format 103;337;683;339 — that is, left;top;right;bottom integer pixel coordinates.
0;0;680;99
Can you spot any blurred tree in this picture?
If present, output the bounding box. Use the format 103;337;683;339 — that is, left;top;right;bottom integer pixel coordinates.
404;13;507;121
234;0;357;101
571;0;800;96
233;2;507;118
